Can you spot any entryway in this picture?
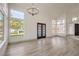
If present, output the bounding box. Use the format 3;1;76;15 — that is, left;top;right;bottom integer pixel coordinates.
37;23;46;39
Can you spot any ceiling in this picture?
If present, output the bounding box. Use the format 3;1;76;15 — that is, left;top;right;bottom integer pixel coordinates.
8;3;79;18
9;3;78;8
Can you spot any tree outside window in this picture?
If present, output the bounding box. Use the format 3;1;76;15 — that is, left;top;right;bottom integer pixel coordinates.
10;10;24;36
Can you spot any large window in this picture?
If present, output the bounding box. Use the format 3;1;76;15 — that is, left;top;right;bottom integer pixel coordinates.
52;20;57;35
52;19;66;35
10;10;24;36
0;10;4;43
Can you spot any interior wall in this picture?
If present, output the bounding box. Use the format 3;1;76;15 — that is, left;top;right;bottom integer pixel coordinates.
8;4;53;43
66;4;79;36
8;3;75;43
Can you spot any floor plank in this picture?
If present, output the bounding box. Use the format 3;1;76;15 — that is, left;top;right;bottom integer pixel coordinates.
5;36;79;56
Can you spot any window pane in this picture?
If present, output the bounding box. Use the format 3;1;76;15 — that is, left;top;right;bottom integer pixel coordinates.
52;19;66;35
11;10;24;19
57;25;65;33
52;20;56;24
10;10;24;36
0;11;4;43
57;20;65;25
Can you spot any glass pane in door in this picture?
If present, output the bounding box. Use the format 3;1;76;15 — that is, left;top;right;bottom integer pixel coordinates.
43;25;45;36
38;24;41;37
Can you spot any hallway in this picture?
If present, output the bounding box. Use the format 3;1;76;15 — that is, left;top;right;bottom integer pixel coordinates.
5;36;79;56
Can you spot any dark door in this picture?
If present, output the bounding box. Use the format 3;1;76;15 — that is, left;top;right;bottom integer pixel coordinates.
37;23;46;39
75;24;79;36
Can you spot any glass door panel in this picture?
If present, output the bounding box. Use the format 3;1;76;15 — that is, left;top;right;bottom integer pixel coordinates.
37;23;46;39
42;25;45;36
38;24;41;37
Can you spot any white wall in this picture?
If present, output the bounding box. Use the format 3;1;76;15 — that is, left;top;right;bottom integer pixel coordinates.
0;3;78;55
8;3;78;43
8;4;53;43
66;4;79;36
0;4;8;56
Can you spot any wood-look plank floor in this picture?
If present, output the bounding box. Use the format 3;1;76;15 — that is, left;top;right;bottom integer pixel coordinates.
5;36;79;56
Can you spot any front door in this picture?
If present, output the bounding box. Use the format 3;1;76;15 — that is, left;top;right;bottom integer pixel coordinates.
37;23;46;39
